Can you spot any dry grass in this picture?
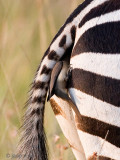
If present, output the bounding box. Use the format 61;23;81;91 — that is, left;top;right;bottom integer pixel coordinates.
0;0;83;159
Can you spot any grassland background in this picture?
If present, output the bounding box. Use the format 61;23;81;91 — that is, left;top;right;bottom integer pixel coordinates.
0;0;83;159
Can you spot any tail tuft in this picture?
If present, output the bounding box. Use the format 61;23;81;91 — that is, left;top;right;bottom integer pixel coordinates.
17;91;48;160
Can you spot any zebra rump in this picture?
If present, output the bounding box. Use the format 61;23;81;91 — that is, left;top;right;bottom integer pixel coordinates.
17;0;120;160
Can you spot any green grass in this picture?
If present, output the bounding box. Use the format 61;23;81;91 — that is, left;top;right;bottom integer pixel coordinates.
0;0;83;159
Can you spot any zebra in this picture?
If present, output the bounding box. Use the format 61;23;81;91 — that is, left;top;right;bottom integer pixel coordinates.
17;0;120;159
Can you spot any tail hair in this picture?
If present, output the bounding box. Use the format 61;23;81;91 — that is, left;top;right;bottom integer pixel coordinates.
17;77;49;160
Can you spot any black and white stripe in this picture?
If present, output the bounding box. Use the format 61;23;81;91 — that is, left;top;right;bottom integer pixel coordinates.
18;0;120;160
69;0;120;159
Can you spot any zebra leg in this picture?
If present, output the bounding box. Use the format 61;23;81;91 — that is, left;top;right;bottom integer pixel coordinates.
50;95;86;160
69;82;120;160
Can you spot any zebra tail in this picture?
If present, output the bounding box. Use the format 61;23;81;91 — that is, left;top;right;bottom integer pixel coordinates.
17;76;49;160
17;7;77;160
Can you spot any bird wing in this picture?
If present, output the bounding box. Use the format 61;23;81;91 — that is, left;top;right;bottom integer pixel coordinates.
47;61;63;101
